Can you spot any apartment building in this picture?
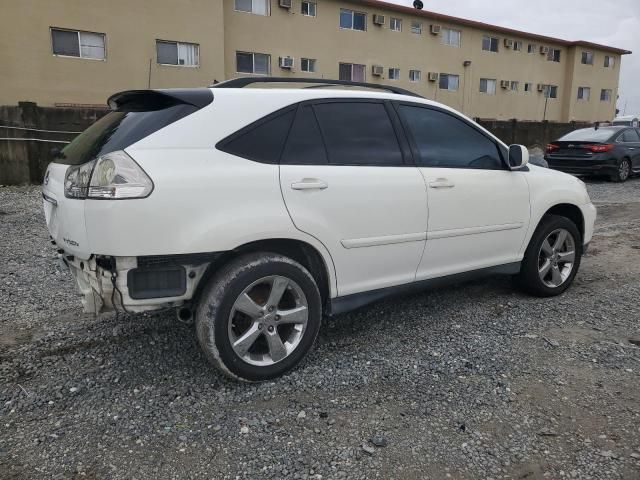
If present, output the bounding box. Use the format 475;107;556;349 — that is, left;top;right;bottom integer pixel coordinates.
0;0;630;122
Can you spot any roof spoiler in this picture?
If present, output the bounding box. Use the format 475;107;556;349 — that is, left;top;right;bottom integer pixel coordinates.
107;89;213;112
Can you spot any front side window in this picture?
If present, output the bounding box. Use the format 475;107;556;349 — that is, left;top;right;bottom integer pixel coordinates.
340;9;366;31
479;78;497;94
411;21;422;34
442;28;461;47
301;1;316;17
156;41;199;66
482;35;499;52
399;105;503;170
388;68;400;80
314;102;403;166
600;89;612;101
439;74;459;91
236;51;270;75
301;58;316;73
604;55;615;68
235;0;269;15
339;62;366;82
409;70;421;82
581;51;594;65
547;48;561;62
51;28;105;60
390;17;402;32
577;86;590;100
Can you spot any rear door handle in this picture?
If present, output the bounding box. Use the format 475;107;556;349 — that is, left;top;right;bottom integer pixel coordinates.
291;179;328;190
428;178;455;189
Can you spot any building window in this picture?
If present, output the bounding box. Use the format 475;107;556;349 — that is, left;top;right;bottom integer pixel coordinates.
442;28;461;47
577;87;591;101
513;41;523;51
301;58;316;72
411;21;422;34
236;51;270;75
340;9;366;31
301;1;316;17
524;82;533;92
604;55;615;68
547;48;561;62
390;17;402;32
440;73;459;91
479;78;497;94
234;0;269;15
600;89;612;102
482;35;499;52
339;62;366;82
510;81;519;91
409;70;421;82
581;51;594;65
156;41;199;66
527;44;536;53
544;85;558;98
51;28;105;59
388;68;400;80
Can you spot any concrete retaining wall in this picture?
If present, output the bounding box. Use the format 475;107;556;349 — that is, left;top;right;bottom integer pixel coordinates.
0;104;593;185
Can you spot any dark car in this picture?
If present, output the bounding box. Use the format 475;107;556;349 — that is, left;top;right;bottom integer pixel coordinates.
545;126;640;182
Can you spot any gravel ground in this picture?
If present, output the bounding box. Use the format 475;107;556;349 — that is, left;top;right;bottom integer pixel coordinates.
1;179;639;480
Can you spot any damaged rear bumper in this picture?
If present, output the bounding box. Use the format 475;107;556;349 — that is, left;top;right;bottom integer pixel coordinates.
59;253;217;314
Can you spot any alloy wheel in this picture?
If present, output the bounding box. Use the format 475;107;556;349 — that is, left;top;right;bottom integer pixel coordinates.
537;228;576;288
619;159;630;181
227;275;308;366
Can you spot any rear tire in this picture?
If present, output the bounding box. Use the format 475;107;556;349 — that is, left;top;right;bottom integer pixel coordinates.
518;215;582;297
195;252;322;382
611;158;631;182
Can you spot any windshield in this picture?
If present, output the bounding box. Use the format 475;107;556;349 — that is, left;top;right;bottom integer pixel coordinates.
559;128;617;143
56;104;197;165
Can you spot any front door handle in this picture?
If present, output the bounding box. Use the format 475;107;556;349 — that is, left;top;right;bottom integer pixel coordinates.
429;178;455;189
291;179;329;190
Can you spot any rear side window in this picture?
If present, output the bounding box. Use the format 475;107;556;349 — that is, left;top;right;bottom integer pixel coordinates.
399;105;503;169
57;104;198;165
281;105;328;165
219;109;295;163
619;129;640;142
313;102;403;166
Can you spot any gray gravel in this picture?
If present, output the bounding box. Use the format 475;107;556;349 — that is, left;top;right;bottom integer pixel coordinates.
1;179;639;480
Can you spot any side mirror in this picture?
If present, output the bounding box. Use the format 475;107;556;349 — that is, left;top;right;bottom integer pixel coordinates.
508;145;529;170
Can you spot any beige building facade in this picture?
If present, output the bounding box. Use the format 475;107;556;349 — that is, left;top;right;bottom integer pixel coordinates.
0;0;630;121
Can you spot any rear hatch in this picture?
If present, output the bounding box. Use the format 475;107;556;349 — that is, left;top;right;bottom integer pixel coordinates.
42;89;213;259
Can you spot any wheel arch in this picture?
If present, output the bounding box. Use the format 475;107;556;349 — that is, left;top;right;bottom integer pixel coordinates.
195;238;335;312
543;203;585;240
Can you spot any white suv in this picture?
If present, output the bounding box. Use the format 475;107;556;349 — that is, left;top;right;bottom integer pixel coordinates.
43;78;596;381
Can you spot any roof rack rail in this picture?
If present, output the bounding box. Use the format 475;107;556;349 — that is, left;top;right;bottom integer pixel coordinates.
210;77;422;98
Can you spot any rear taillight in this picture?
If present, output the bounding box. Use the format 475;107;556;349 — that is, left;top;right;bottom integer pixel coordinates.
585;144;615;153
64;151;153;200
545;143;559;154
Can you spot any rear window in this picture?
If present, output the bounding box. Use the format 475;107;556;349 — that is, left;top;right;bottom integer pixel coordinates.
55;104;198;165
559;128;617;143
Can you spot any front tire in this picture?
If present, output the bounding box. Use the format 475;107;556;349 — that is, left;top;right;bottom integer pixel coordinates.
611;158;631;183
196;252;322;382
518;215;582;297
